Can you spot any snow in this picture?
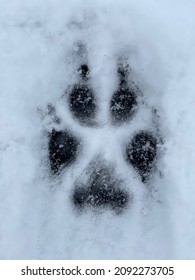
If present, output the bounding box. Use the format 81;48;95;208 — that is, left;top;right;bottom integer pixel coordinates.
0;0;195;259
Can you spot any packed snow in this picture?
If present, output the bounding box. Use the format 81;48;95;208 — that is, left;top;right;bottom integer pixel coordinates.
0;0;195;259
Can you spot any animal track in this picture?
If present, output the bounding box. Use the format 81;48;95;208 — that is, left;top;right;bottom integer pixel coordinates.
69;83;97;126
46;44;161;214
110;61;138;125
72;163;130;214
49;129;80;174
126;131;157;183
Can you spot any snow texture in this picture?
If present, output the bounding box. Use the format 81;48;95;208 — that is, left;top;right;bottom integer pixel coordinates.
0;0;195;259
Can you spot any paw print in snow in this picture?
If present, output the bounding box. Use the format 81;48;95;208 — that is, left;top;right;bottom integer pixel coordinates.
45;44;162;214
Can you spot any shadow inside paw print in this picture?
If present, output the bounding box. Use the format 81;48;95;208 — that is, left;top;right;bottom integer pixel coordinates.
46;48;161;214
126;131;157;183
110;61;138;125
49;129;80;174
69;63;97;126
72;163;130;214
69;83;97;126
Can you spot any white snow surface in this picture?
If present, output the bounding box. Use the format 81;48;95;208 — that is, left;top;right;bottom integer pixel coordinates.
0;0;195;259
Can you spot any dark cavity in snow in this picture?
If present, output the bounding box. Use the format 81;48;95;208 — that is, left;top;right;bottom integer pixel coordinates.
48;129;80;174
110;61;138;125
69;84;97;126
72;166;130;214
126;131;157;182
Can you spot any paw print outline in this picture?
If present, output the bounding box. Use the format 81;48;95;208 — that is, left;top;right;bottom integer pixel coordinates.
44;43;162;214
